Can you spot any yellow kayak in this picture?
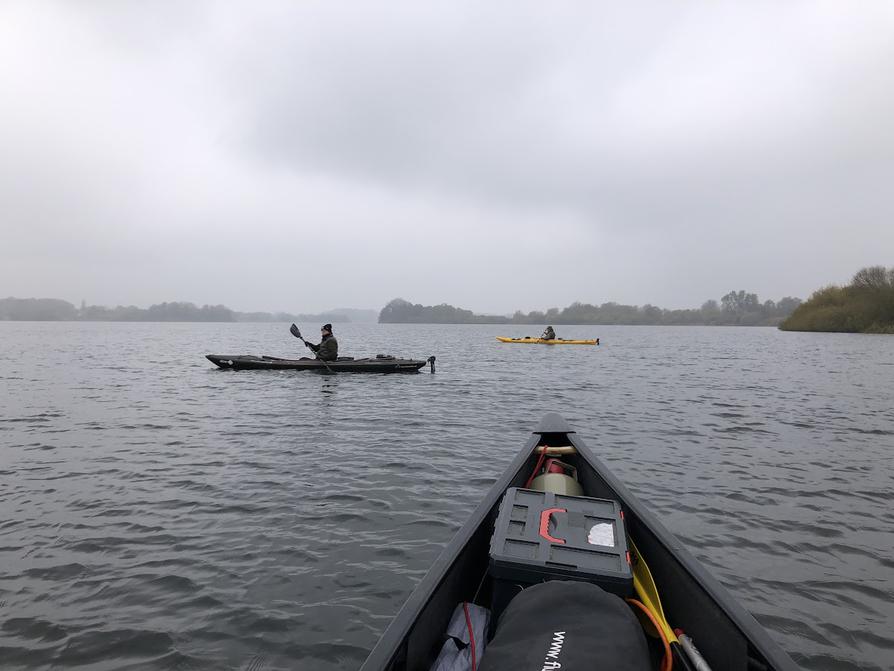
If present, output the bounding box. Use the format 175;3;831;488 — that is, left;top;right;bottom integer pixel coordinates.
496;336;599;345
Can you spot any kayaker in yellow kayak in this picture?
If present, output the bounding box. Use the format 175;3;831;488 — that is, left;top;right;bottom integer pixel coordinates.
542;326;556;340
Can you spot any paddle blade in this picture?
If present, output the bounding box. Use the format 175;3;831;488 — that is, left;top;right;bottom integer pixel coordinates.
289;323;302;339
629;537;678;644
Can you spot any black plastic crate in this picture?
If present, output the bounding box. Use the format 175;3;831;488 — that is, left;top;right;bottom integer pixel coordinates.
489;488;633;617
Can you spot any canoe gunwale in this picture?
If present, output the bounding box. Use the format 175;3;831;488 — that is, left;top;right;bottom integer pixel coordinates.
358;434;538;671
577;444;798;671
359;416;798;671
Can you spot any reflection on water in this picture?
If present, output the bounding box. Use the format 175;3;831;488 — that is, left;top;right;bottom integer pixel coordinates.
0;322;892;670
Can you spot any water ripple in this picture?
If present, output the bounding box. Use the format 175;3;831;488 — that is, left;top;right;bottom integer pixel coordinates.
0;322;892;670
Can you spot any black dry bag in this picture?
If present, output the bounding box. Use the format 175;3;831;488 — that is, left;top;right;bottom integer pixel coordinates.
479;581;651;671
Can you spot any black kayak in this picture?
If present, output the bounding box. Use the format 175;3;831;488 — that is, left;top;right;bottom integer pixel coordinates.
205;354;435;373
360;413;798;671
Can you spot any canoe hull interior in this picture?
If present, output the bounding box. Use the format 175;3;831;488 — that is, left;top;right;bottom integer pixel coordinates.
205;354;430;373
360;414;797;671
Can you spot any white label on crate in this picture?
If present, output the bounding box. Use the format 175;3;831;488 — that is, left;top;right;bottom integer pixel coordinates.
587;523;615;547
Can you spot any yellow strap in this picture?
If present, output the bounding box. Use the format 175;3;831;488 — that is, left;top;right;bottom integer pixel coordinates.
629;537;679;644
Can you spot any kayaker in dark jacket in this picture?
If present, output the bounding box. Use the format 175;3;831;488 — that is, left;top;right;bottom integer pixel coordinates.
542;326;556;340
305;324;339;361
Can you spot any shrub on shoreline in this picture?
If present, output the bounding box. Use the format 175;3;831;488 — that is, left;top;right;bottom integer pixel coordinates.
780;267;894;333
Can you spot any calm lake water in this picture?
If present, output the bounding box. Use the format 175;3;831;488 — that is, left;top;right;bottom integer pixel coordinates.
1;322;892;670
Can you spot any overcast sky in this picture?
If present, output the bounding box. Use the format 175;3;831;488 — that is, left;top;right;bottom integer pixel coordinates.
2;2;892;314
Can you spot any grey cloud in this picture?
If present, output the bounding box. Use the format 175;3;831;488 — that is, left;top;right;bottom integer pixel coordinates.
229;4;894;225
1;2;892;313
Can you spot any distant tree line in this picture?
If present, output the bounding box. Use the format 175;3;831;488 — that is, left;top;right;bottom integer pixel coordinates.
0;298;80;321
0;298;238;321
378;299;511;324
780;266;894;333
379;293;802;326
0;298;355;323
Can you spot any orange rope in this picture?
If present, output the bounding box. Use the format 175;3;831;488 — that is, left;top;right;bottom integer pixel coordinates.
626;598;672;671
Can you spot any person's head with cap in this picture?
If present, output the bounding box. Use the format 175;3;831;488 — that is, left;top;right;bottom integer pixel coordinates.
321;323;333;336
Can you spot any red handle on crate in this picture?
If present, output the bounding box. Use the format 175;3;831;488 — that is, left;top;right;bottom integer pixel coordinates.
539;507;566;544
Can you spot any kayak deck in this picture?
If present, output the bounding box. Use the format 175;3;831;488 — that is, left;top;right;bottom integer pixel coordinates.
496;336;599;345
360;413;797;671
206;354;435;373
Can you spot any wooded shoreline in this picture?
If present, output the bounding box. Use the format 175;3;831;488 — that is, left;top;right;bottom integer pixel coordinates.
780;266;894;334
